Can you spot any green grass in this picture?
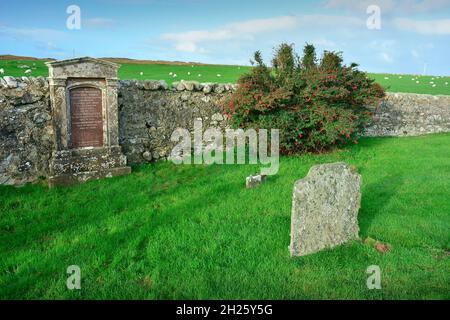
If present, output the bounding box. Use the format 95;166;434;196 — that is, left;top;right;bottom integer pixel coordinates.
1;134;449;299
370;73;450;96
1;60;449;95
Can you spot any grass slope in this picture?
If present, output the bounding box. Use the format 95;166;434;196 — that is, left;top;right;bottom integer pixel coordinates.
1;60;449;95
1;134;449;299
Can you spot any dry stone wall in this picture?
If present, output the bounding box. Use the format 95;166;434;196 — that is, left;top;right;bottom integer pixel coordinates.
118;80;233;164
0;77;53;185
1;76;450;185
364;93;450;137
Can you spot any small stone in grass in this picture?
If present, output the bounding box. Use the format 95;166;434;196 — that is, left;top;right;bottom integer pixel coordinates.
375;242;391;254
364;237;391;254
246;174;267;189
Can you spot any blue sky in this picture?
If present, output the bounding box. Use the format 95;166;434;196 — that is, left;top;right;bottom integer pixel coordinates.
1;0;449;75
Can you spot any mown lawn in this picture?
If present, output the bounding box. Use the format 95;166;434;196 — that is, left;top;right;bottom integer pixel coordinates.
1;60;449;95
0;134;449;300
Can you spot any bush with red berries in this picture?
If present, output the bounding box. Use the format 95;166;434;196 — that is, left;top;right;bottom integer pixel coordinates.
223;43;385;154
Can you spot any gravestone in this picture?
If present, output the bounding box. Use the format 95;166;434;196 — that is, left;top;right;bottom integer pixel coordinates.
289;162;361;257
46;57;131;187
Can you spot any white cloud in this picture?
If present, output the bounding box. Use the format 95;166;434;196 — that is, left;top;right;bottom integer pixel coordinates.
84;18;116;28
380;52;394;63
162;15;363;53
407;0;450;13
313;38;337;47
393;18;450;35
369;40;396;50
162;16;298;52
325;0;450;13
325;0;396;12
368;40;396;64
0;25;65;42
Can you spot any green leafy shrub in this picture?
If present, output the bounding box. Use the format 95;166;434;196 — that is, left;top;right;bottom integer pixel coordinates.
223;43;385;154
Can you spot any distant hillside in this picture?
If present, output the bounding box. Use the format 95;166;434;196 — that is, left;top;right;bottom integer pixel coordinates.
101;58;210;66
0;55;55;61
0;54;230;66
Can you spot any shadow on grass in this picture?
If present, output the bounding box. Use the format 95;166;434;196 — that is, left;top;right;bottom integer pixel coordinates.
359;174;404;237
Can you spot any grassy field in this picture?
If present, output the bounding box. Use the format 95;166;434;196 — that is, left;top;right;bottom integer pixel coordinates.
1;59;449;95
0;134;449;299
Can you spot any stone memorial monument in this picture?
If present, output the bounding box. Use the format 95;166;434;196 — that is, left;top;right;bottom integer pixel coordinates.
289;162;361;257
46;57;131;187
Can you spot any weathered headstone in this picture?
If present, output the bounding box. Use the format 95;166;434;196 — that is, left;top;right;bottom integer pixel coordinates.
46;57;131;187
289;162;361;257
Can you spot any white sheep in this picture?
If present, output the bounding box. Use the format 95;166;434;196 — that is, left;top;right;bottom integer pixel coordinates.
25;69;32;75
0;68;4;74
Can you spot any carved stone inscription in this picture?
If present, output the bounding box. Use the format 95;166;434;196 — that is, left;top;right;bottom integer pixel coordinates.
70;87;103;148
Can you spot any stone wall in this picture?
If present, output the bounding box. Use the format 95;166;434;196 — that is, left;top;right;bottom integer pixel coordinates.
1;76;450;185
118;80;233;163
364;93;450;137
0;77;53;185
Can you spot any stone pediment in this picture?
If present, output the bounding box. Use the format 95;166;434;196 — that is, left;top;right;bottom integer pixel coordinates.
46;57;120;80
